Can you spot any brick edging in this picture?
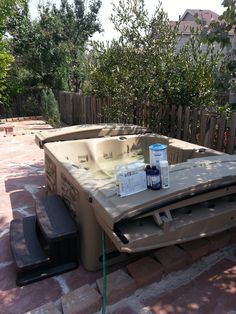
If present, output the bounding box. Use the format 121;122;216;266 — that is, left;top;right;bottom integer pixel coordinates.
25;229;236;314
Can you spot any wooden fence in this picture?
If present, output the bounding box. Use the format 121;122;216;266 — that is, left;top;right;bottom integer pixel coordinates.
9;90;236;154
10;90;41;117
54;91;236;155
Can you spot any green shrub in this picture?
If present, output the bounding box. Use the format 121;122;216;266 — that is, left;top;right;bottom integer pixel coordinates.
40;89;60;127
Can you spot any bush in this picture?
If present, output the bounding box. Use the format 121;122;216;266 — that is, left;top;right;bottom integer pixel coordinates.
41;89;60;127
83;0;226;123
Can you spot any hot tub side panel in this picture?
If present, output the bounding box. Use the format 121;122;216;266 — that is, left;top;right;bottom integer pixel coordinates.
59;166;131;271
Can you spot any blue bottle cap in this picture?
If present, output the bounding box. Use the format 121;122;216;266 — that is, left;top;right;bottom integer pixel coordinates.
149;144;167;151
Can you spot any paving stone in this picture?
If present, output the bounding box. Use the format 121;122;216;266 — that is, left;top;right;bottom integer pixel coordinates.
126;256;163;288
179;238;210;263
10;189;35;210
63;265;103;291
207;231;231;252
24;302;61;314
230;226;236;243
153;245;187;273
0;275;61;314
61;284;102;314
12;206;36;220
96;269;136;304
149;259;236;314
0;233;13;262
108;305;139;314
0;263;16;291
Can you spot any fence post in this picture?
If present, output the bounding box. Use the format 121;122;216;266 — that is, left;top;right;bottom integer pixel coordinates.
226;112;236;154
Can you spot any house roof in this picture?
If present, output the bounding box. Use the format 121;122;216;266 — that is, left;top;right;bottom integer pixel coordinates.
180;9;219;22
172;9;234;36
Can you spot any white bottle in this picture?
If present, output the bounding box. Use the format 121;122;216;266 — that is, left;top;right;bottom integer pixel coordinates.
159;160;170;189
115;164;125;196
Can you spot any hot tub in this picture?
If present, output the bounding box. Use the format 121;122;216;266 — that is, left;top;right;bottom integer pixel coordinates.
44;133;236;270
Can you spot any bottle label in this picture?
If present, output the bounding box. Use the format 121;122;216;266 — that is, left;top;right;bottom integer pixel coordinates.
151;176;160;184
151;174;161;190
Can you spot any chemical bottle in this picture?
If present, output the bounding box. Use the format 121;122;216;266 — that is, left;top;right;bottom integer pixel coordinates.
151;166;161;190
159;160;170;189
145;165;152;189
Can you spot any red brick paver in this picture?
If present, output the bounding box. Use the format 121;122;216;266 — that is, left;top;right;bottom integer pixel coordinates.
127;256;164;287
179;238;210;263
153;245;187;273
150;259;236;314
207;231;231;252
96;269;136;304
61;284;102;314
24;302;61;314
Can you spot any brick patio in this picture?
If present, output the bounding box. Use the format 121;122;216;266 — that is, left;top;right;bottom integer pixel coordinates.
1;119;236;314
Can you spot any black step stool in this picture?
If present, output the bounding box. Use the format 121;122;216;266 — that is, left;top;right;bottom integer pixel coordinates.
10;195;79;286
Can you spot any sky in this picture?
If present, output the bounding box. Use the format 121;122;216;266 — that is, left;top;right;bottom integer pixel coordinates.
29;0;225;41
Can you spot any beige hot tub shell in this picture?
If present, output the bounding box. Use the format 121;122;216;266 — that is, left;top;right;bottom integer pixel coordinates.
44;133;236;270
35;123;149;148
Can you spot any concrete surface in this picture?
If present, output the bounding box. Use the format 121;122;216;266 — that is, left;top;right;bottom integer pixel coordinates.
1;119;236;314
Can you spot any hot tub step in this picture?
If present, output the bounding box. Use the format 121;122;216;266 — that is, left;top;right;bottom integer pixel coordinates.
10;195;79;286
10;216;50;272
16;261;78;286
36;195;78;242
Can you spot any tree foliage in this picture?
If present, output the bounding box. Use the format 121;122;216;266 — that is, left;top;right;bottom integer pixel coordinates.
6;0;102;95
83;0;224;122
199;0;236;97
0;0;24;112
41;89;60;127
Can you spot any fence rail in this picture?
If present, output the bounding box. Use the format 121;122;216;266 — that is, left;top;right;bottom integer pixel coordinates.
10;91;236;154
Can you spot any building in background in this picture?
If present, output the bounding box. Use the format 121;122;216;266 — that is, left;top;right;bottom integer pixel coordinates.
173;9;235;53
172;9;236;105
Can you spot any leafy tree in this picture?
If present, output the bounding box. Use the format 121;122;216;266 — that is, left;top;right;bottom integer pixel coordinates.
200;0;236;48
0;0;24;113
83;0;223;124
0;0;24;28
6;0;102;94
0;42;13;110
199;0;236;98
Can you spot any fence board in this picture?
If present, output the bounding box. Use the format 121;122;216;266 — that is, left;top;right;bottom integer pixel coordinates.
190;108;198;144
199;109;208;146
216;112;227;152
170;105;176;137
72;93;80;124
205;114;217;149
59;92;66;123
183;106;190;141
226;112;236;154
158;104;164;133
177;106;182;139
66;92;73;125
